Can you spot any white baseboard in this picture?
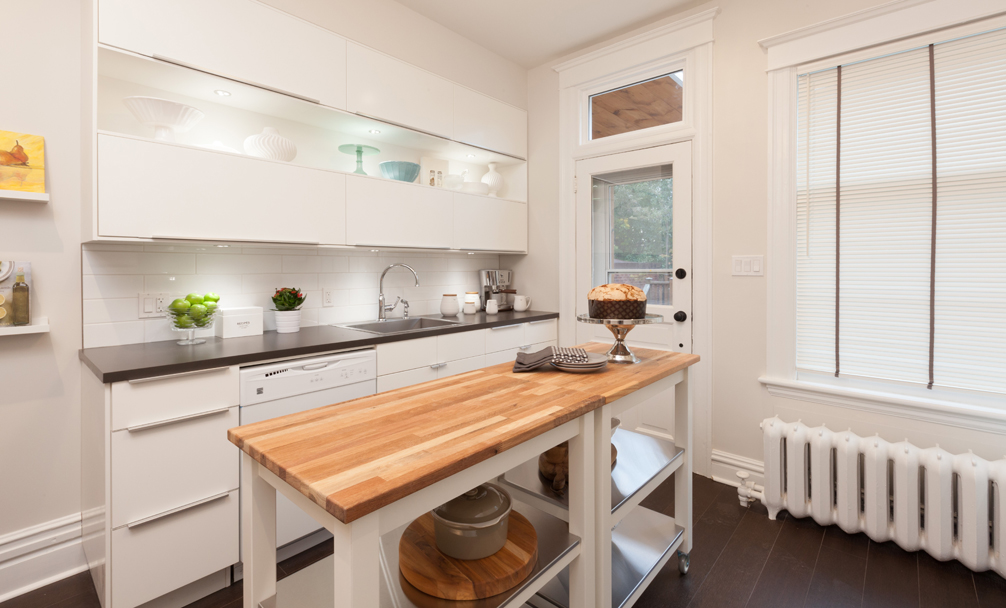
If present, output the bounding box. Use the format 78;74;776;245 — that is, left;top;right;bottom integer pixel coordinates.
710;449;765;488
0;513;88;603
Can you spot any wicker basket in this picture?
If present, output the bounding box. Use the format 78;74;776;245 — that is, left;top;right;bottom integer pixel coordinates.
588;299;647;320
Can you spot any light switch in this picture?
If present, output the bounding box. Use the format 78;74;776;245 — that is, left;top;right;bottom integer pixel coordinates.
138;293;173;318
732;255;764;277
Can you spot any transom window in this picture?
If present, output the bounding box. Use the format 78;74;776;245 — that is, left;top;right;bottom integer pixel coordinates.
589;71;683;140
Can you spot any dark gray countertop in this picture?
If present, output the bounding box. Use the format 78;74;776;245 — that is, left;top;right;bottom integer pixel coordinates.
79;310;559;383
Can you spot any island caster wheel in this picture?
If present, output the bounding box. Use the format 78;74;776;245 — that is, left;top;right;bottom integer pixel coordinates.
677;551;690;574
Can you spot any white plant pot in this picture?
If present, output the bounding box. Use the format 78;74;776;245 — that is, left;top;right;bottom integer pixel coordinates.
244;127;297;162
274;310;302;333
481;163;504;197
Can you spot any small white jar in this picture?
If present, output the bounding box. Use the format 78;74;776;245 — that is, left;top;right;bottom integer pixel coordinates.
440;294;460;317
463;292;481;313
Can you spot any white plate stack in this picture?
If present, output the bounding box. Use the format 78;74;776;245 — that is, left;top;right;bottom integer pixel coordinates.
550;352;609;373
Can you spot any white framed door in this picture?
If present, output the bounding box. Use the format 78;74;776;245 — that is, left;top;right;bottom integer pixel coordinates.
575;142;692;438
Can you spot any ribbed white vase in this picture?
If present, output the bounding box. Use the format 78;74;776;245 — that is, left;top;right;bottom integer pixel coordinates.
244;127;297;162
274;310;302;333
481;163;504;197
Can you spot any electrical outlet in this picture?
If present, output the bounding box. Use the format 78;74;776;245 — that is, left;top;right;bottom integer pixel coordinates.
732;255;764;276
323;288;335;307
138;293;172;318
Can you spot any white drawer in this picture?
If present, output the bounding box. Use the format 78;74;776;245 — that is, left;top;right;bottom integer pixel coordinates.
485;340;557;367
377;366;438;392
524;319;557;344
111;489;239;608
111;366;239;431
485;323;524;353
437;355;486;379
111;406;238;529
438;329;486;362
377;336;438;376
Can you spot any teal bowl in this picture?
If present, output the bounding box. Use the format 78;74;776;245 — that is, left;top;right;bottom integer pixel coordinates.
379;161;421;182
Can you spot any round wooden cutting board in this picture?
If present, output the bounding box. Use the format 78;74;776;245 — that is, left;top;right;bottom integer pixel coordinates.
399;511;538;601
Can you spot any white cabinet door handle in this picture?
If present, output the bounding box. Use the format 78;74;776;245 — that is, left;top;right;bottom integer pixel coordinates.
490;324;521;330
529;319;554;325
519;345;532;350
126;491;231;529
127;366;229;384
126;407;230;432
430;363;446;369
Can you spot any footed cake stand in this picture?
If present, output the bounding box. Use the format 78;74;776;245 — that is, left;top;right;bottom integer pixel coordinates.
576;313;664;363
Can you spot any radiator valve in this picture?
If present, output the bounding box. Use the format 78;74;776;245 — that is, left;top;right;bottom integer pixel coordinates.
735;471;765;508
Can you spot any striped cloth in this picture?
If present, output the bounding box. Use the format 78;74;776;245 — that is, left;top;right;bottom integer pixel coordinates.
513;347;589;372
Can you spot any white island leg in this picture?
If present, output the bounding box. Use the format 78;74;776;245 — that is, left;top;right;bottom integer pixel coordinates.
674;370;692;572
328;512;381;608
242;454;277;608
567;412;596;608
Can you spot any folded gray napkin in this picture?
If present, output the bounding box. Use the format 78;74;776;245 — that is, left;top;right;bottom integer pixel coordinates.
513;347;590;372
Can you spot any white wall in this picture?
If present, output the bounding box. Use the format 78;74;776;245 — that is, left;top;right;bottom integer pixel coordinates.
523;0;1006;481
82;245;498;348
258;0;528;110
0;4;82;537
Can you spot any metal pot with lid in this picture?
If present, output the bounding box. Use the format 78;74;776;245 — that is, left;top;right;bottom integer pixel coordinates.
431;483;512;560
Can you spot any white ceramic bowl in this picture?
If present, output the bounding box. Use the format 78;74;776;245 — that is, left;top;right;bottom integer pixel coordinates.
461;181;490;195
443;174;465;190
243;127;297;162
122;96;205;142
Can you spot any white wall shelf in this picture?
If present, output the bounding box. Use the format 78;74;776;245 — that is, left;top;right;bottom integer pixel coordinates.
0;317;50;336
0;190;49;204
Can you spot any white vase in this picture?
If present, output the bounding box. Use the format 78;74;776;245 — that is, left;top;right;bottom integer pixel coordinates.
244;127;297;162
274;310;302;333
440;294;460;317
481;163;504;197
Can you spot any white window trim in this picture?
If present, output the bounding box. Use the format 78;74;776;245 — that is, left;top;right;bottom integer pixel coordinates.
554;8;717;475
762;0;1006;433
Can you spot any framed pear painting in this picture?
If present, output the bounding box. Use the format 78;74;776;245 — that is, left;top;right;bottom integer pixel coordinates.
0;130;45;194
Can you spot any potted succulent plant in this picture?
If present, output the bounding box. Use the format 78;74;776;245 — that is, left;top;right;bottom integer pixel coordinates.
272;287;306;333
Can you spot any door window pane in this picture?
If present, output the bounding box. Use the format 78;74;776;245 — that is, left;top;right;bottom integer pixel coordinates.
590;71;683;140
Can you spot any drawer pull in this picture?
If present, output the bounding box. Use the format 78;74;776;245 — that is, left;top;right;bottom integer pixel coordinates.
529;319;555;325
152;235;320;246
127;407;231;433
127;366;229;384
518;345;532;350
430;362;446;369
490;324;521;330
127;491;231;529
151;54;321;104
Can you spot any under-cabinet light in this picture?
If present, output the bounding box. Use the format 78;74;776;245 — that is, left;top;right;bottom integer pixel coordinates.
214;89;231;97
466;154;476;158
369;129;381;134
371;249;380;253
216;244;229;248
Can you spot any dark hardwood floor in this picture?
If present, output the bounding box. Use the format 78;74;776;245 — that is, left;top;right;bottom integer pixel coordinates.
5;475;1003;608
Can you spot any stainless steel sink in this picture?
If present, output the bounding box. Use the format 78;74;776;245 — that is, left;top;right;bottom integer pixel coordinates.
337;317;461;335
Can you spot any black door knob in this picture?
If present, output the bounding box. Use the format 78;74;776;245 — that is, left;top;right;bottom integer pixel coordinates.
675;268;687;279
674;311;687;322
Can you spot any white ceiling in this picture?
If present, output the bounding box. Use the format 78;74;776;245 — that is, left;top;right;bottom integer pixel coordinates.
393;0;695;68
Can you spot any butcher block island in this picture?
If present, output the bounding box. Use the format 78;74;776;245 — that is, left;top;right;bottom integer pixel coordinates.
228;344;699;608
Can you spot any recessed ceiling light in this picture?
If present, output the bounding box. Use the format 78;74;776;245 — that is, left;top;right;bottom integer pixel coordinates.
214;89;231;97
466;154;476;158
369;129;381;134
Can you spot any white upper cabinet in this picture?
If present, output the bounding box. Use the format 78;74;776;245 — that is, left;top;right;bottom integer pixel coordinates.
453;193;527;253
97;134;346;245
346;175;453;249
453;87;527;159
346;43;454;139
98;0;347;109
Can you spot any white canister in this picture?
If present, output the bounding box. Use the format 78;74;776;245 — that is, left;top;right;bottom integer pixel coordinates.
440;294;460;317
274;310;302;333
463;302;478;315
216;306;264;338
485;300;499;314
513;295;531;312
463;292;481;313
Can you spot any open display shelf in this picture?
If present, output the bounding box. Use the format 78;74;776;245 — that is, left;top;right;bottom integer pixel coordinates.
377;501;579;608
535;508;684;608
0;317;50;336
499;428;684;522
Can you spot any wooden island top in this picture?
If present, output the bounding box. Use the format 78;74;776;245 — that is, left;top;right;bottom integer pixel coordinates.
228;343;699;523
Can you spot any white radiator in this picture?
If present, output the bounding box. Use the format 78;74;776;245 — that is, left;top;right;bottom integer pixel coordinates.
743;416;1006;577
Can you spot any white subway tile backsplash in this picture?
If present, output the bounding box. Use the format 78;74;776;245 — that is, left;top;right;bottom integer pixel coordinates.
82;274;144;300
82;246;499;348
196;254;283;275
83;298;139;324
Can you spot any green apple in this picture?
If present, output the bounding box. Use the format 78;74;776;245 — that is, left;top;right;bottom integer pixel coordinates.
203;292;220;303
173;314;194;328
189;304;208;319
185;293;204;305
168;298;191;313
203;301;218;314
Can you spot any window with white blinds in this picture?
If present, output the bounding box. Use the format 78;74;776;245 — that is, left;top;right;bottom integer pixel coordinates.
796;26;1006;395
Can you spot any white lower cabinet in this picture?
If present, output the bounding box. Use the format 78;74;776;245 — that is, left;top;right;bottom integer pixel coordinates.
437;355;486;378
486;323;525;353
376;336;438;376
377;366;439;392
111;489;239;608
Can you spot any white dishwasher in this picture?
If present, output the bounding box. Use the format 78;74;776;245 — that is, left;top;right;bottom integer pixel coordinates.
240;349;376;548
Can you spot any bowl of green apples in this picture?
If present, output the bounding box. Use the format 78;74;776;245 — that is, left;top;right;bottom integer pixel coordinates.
167;292;221;345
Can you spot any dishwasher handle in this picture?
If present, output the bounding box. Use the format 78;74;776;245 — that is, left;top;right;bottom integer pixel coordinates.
301;362;330;371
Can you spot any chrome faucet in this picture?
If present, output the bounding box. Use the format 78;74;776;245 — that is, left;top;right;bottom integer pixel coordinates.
378;263;420;321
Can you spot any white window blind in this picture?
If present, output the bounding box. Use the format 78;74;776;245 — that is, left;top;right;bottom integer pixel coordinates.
796;26;1006;395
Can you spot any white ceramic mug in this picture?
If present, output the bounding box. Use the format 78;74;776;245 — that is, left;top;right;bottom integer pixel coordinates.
485;300;499;314
513;295;531;312
463;302;477;315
